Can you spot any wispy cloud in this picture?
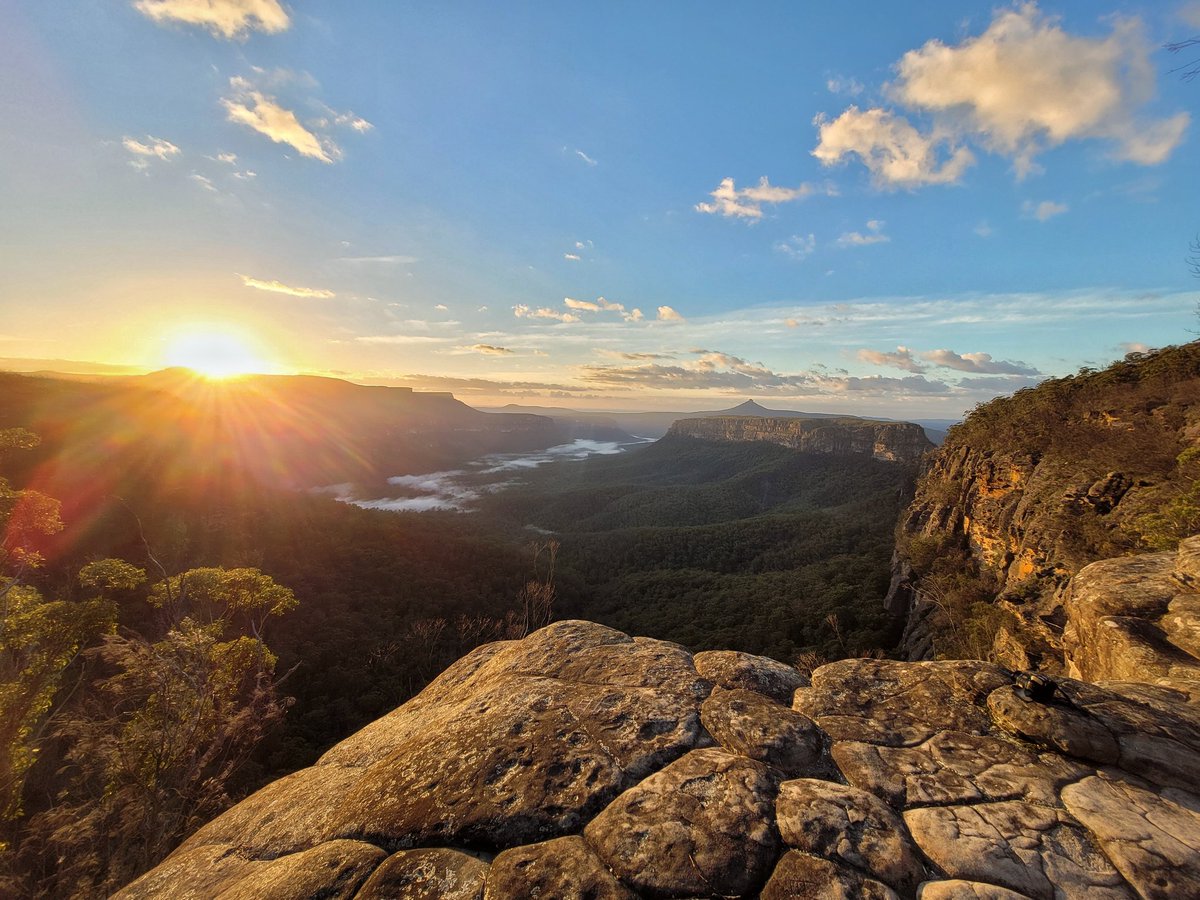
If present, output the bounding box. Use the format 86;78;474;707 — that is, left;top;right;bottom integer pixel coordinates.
1022;200;1068;221
133;0;290;39
573;148;598;166
311;102;374;133
222;76;339;163
775;234;816;261
857;346;926;372
836;219;890;247
696;177;834;219
238;273;335;298
354;334;449;345
122;135;180;170
826;75;865;96
467;344;515;355
189;172;216;192
513;304;581;323
922;348;1040;376
336;254;419;265
564;253;581;261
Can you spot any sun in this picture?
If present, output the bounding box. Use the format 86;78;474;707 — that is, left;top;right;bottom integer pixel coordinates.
161;327;273;379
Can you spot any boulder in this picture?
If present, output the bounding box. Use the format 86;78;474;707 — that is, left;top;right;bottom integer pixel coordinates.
355;848;487;899
760;851;899;899
700;688;822;776
484;836;635;899
775;778;924;894
584;748;780;897
693;649;808;703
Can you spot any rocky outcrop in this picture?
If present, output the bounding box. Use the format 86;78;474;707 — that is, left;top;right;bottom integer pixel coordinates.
891;343;1200;667
668;416;933;463
119;620;1200;899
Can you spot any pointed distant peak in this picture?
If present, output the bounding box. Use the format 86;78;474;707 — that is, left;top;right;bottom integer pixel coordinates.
728;399;770;415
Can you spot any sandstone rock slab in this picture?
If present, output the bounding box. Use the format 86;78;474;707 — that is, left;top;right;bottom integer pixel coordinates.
355;848;487;899
833;730;1090;809
177;765;364;857
484;835;635;899
794;659;1008;746
584;748;780;897
760;851;899;900
212;839;385;900
1062;774;1200;900
693;649;808;703
775;778;924;894
904;800;1131;899
328;675;628;850
701;688;822;776
917;880;1034;899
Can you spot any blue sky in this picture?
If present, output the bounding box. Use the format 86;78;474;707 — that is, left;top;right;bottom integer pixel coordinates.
2;1;1198;416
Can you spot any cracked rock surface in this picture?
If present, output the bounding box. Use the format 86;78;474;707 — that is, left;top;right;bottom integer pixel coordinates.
118;619;1200;898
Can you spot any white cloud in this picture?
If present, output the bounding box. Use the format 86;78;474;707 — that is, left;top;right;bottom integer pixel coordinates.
337;254;419;265
513;304;581;323
574;148;598;166
826;75;865;96
564;296;624;313
775;234;816;261
580;349;951;397
222;77;339;163
435;304;448;311
467;344;514;356
892;3;1189;175
813;106;975;188
922;348;1040;376
214;151;238;164
354;334;448;345
974;220;994;238
238;273;335;298
857;346;926;373
657;306;684;322
1022;200;1069;221
122;135;181;169
132;0;290;39
189;172;216;191
564;253;581;261
836;219;890;247
696;177;834;219
625;308;644;322
1120;341;1150;354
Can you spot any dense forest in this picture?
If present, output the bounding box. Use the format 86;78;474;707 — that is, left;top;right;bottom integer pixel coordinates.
0;371;917;896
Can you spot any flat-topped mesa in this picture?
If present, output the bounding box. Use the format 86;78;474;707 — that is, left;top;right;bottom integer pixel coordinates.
117;619;1200;899
668;416;934;463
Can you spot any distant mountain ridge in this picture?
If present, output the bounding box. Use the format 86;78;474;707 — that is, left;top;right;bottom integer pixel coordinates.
481;400;953;443
668;416;934;463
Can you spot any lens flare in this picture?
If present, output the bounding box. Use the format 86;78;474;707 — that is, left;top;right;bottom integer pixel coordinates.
162;328;272;379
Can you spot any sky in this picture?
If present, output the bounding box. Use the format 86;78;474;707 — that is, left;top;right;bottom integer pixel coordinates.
1;1;1199;417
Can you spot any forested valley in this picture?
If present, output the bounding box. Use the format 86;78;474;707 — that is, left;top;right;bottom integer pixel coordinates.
0;372;915;896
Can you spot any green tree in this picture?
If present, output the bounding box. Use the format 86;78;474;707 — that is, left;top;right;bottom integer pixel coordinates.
0;430;128;827
26;568;295;895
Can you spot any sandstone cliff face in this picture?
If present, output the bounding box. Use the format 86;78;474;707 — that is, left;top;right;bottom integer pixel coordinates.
668;416;933;463
892;344;1200;668
119;620;1200;899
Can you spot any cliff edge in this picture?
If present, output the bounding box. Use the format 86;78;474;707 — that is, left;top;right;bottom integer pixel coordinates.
120;617;1200;899
668;416;933;463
